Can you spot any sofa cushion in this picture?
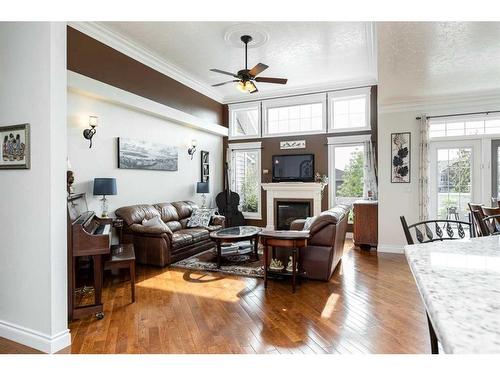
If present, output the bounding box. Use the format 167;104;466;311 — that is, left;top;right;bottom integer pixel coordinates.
116;204;160;226
154;202;180;223
171;232;194;249
165;221;182;232
176;228;210;241
172;201;197;220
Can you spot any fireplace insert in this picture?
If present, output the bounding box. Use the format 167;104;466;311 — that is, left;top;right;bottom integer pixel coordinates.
276;201;311;230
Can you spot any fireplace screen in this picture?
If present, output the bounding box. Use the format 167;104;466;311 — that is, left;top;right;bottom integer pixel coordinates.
276;201;311;230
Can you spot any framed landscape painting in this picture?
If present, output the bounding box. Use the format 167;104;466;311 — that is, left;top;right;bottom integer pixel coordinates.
391;132;410;183
0;123;30;169
118;137;178;171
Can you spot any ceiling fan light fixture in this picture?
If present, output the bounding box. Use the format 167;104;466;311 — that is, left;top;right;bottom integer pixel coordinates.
237;81;247;93
236;80;257;93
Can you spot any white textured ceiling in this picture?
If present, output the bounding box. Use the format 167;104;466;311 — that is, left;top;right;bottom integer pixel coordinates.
378;22;500;105
98;22;377;103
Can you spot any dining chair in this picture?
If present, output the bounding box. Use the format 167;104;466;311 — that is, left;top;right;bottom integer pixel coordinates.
400;216;472;245
468;203;484;237
481;206;500;233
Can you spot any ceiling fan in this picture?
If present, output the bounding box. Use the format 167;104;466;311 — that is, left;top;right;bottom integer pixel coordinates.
210;35;288;94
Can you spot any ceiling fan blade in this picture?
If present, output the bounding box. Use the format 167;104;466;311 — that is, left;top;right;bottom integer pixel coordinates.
210;68;238;78
212;80;239;87
255;77;288;84
248;63;269;77
249;82;258;94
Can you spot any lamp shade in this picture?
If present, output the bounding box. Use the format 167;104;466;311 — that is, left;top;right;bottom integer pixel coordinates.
196;182;209;194
93;178;117;196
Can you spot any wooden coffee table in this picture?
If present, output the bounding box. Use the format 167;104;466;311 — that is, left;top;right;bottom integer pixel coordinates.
210;226;262;268
259;230;310;293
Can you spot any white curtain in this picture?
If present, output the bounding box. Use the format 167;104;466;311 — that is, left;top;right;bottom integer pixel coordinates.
419;115;430;221
363;140;378;200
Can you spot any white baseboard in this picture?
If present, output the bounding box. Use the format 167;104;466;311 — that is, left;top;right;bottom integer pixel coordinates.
377;244;405;254
0;319;71;353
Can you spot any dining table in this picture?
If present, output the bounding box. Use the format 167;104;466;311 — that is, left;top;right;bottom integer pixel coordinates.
405;235;500;354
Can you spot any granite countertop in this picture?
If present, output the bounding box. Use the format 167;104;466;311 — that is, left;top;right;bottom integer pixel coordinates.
405;236;500;353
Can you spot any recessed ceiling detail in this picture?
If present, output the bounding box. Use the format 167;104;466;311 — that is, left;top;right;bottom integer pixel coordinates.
223;23;270;49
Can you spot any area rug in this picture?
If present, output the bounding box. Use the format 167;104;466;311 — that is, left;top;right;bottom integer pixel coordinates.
171;246;264;278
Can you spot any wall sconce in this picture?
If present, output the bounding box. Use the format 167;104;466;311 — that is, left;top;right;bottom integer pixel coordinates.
83;116;98;148
187;139;197;160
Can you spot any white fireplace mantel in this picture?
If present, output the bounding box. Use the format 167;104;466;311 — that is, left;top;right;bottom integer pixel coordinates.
261;182;325;230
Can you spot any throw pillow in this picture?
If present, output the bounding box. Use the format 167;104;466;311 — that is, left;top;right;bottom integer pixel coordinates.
188;208;216;228
142;216;163;228
303;216;317;231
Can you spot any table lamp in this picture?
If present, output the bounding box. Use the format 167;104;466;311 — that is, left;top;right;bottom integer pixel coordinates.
93;178;117;217
196;182;209;208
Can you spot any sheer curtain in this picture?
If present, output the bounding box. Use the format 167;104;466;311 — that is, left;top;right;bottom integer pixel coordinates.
363;140;378;200
419;115;430;220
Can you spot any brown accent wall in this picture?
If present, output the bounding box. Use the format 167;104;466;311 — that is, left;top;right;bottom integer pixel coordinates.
67;26;226;126
224;86;378;228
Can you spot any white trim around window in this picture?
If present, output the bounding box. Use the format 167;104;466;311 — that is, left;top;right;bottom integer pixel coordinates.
327;134;371;208
228;102;261;140
262;93;327;138
328;87;371;133
227;141;262;220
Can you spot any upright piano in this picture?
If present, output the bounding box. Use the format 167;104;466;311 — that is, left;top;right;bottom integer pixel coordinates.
67;193;111;321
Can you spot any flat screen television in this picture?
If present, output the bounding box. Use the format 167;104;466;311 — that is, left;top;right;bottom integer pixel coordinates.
272;154;315;182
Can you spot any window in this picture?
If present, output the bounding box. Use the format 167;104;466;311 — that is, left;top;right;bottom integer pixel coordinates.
429;140;480;221
228;142;262;219
228;103;261;140
327;135;372;224
429;116;500;138
329;87;371;133
262;94;326;137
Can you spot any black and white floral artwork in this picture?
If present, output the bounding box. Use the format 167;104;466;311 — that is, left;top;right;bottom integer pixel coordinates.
391;132;410;183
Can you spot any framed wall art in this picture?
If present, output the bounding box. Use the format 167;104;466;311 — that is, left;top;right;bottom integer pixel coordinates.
201;150;209;182
391;132;410;183
118;137;178;171
0;123;30;170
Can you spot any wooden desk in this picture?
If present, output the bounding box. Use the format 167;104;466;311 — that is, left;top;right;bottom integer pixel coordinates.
259;230;310;293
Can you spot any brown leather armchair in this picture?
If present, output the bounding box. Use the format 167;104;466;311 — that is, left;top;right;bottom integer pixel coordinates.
115;201;225;267
290;205;349;281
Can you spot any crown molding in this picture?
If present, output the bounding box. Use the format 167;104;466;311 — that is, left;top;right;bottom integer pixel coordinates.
378;89;500;115
68;21;225;104
223;77;378;104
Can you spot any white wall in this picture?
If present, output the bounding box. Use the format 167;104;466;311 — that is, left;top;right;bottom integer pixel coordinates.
67;91;224;216
0;22;69;353
377;110;421;252
378;100;500;252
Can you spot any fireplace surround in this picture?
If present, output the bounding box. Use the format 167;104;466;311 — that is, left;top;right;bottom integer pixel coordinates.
261;182;324;230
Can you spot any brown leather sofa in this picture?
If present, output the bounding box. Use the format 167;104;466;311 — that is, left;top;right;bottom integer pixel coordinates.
290;205;349;281
115;201;225;267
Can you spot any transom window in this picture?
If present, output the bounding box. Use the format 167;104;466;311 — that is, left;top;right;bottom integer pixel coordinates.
329;87;371;133
262;93;327;137
429;116;500;138
267;103;323;135
228;103;261;139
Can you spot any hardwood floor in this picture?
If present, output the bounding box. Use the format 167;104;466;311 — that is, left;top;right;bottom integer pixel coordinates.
0;243;430;354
